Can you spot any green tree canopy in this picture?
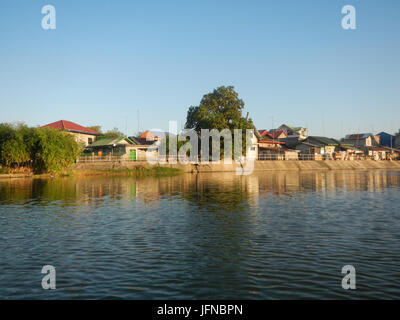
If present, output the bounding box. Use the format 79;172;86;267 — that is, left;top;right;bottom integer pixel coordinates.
34;128;82;174
185;86;255;158
87;125;102;133
185;85;254;132
101;127;125;139
0;123;30;167
0;123;82;174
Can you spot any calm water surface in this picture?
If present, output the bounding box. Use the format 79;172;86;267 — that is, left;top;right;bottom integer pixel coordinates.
1;170;400;299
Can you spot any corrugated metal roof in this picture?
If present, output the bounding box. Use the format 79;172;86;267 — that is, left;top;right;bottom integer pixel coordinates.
377;132;395;137
259;139;285;145
307;136;340;146
345;133;373;140
129;137;157;146
90;137;134;147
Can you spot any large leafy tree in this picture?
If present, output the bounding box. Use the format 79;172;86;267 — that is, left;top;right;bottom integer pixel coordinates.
186;85;253;131
185;86;255;157
87;125;102;133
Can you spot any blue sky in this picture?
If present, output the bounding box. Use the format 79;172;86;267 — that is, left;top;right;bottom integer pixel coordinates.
0;0;399;138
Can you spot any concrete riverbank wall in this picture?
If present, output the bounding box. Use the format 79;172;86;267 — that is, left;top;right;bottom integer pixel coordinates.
2;161;400;179
71;160;400;173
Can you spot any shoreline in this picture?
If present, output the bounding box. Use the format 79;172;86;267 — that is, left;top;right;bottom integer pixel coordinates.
1;160;400;179
73;159;400;173
0;166;184;180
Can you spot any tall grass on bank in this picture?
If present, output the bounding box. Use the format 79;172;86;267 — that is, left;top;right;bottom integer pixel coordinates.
0;166;9;174
71;166;183;177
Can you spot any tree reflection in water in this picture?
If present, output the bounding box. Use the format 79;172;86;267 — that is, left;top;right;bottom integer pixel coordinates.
1;171;400;208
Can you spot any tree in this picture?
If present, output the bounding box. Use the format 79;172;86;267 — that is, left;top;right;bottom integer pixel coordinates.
87;125;102;133
185;85;255;157
158;134;190;158
0;123;30;167
0;123;82;174
0;138;30;167
101;127;124;139
33;127;82;174
0;123;15;147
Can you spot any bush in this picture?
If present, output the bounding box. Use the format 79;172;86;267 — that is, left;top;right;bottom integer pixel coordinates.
0;123;82;174
0;123;30;167
33;128;82;174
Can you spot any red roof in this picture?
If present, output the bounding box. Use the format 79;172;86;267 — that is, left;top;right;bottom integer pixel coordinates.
139;130;164;140
41;120;100;135
259;139;285;145
345;133;372;140
139;130;153;139
268;130;287;139
258;129;287;139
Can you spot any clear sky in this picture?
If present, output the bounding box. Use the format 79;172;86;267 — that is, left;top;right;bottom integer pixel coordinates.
0;0;399;138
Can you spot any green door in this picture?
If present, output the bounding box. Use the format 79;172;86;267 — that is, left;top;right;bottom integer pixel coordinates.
130;149;136;161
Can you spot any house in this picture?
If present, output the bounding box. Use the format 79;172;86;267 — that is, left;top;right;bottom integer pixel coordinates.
129;136;159;160
366;146;387;160
295;136;340;158
337;145;364;160
270;130;288;139
84;137;157;161
139;130;167;141
396;136;400;148
258;129;288;140
245;129;260;160
377;132;396;148
270;124;308;140
258;129;269;137
258;139;299;160
41;120;101;146
342;133;380;151
276;136;302;149
378;146;400;160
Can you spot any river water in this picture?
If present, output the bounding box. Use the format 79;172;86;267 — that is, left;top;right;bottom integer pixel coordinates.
0;170;399;299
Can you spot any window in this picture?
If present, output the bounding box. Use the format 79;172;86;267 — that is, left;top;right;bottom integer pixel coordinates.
88;138;93;145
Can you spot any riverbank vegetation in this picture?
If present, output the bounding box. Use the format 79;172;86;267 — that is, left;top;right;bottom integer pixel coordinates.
71;166;183;177
0;123;81;174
